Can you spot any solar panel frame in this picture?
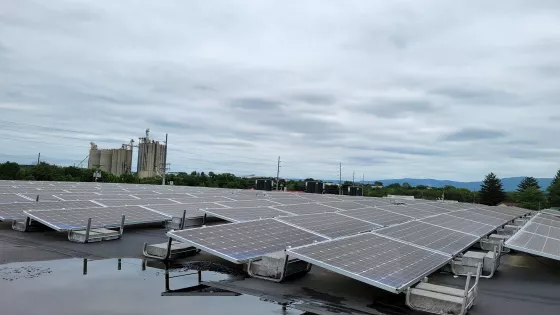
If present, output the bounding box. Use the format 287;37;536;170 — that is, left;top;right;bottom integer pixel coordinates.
0;200;104;221
317;201;370;211
0;194;33;204
141;202;226;218
201;207;294;223
92;198;180;207
541;209;560;217
448;210;510;226
420;214;498;237
374;205;434;219
374;221;479;256
338;207;413;227
215;199;283;208
276;212;382;239
166;219;328;264
506;231;560;261
287;233;451;293
270;203;338;215
24;205;171;231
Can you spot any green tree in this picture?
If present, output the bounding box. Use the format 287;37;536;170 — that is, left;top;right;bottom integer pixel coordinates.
402;182;412;189
547;169;560;207
373;181;383;187
479;172;506;206
0;162;21;180
518;186;546;210
517;176;540;192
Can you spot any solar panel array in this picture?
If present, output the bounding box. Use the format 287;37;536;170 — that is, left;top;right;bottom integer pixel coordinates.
0;180;535;293
506;213;560;261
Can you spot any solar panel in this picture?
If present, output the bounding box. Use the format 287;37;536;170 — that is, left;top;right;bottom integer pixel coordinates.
354;198;394;207
375;205;434;219
270;203;338;215
216;200;282;208
287;233;451;293
541;209;560;217
317;201;369;211
141;202;226;218
469;207;517;221
497;206;531;217
93;198;179;207
201;207;293;222
374;221;479;256
530;214;560;229
505;214;560;261
171;196;233;204
420;214;498;237
338;207;413;227
406;203;453;214
506;232;560;260
0;194;32;204
166;219;328;263
25;206;170;231
0;200;103;221
20;194;62;201
276;212;381;239
448;210;510;226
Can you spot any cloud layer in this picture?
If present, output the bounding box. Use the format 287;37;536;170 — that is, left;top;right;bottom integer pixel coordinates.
1;0;560;181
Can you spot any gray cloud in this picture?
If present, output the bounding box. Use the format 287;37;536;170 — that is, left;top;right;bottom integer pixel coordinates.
443;128;506;142
1;0;560;181
363;99;437;118
230;97;282;111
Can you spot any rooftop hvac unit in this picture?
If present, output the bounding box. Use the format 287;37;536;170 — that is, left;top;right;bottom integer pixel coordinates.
348;186;363;196
256;179;272;191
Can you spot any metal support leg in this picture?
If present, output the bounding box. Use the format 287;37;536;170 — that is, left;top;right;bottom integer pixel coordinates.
84;218;92;243
202;213;207;225
164;237;173;260
119;215;126;238
180;210;187;230
83;258;88;275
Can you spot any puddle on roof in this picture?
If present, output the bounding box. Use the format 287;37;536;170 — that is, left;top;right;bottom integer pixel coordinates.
0;258;302;315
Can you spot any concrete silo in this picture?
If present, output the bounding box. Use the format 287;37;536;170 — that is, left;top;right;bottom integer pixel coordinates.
137;129;167;179
87;142;133;176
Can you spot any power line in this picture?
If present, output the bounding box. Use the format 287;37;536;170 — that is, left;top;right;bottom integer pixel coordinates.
0;119;105;136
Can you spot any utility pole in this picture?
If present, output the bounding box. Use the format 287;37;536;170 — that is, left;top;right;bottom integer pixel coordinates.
276;156;281;191
339;162;342;195
362;174;365;196
37;153;40;165
162;133;168;185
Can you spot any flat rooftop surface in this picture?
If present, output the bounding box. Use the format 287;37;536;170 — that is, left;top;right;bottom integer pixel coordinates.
1;222;560;315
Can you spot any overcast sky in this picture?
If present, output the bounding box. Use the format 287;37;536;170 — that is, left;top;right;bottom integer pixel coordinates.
1;0;560;181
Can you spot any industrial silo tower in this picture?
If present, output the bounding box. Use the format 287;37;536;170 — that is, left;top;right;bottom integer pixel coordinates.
137;129;167;178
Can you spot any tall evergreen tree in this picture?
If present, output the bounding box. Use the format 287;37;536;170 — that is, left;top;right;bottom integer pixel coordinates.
547;169;560;207
517;176;540;192
479;172;506;206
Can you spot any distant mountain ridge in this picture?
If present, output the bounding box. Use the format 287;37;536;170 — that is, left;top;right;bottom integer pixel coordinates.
325;177;553;192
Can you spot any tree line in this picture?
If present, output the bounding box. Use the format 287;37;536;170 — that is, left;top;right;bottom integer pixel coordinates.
1;161;559;209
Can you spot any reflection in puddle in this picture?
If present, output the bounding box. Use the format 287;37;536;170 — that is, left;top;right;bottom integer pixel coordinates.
0;258;302;315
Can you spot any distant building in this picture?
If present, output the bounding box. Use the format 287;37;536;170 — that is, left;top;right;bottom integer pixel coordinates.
88;142;133;176
137;129;167;179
